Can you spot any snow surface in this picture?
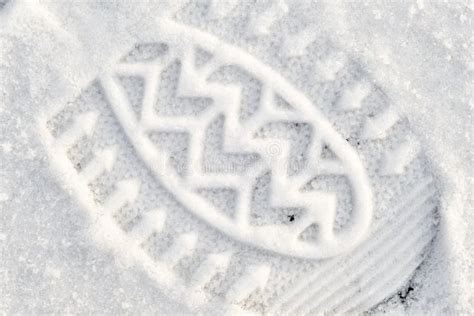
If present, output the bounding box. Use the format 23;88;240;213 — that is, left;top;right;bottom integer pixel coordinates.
0;0;472;314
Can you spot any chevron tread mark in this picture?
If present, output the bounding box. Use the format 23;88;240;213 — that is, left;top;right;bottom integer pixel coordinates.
39;3;439;314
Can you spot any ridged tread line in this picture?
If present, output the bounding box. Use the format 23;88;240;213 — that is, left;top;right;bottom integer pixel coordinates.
273;177;434;312
305;200;436;314
288;192;437;314
345;239;431;313
274;178;435;313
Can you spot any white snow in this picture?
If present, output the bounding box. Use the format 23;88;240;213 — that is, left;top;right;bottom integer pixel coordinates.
0;0;472;314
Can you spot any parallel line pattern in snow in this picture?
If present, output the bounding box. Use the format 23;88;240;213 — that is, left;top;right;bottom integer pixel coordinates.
272;177;436;314
305;200;436;314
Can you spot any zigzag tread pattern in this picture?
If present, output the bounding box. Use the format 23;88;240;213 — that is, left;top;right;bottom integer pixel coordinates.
40;105;272;312
100;20;377;260
39;7;438;314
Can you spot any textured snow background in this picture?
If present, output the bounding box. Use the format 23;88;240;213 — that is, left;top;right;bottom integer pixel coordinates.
0;0;472;314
